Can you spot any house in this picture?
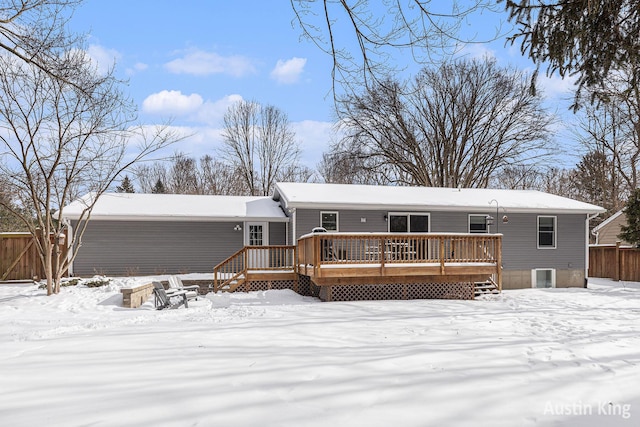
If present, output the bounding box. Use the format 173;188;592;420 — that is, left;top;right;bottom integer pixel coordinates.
273;182;604;290
63;193;288;276
63;183;605;300
591;210;630;246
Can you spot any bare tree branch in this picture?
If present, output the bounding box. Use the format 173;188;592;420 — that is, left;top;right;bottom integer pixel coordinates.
333;58;555;188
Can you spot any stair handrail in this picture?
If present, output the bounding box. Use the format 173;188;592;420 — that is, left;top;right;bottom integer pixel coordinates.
213;247;247;292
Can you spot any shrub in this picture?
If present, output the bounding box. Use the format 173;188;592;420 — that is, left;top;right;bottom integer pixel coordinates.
83;277;111;288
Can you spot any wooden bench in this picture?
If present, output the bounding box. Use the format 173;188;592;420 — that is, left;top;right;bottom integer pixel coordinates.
121;282;154;308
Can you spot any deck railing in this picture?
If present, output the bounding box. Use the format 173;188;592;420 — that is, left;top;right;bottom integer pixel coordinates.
213;245;296;291
297;233;502;277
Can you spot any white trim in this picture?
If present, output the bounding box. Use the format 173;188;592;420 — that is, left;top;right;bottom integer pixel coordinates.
537;215;557;249
468;214;489;233
586;212;601;282
531;268;556;288
320;211;339;231
74;215;289;222
244;222;269;246
387;212;431;232
291;208;297;243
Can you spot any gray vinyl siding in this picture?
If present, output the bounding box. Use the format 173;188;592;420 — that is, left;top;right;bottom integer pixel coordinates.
269;222;287;246
430;211;469;233
500;213;586;270
294;208;587;271
295;209;388;238
71;220;244;276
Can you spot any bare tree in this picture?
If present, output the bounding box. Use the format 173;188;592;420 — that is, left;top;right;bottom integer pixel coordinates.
199;155;246;195
291;0;498;95
168;153;199;194
0;52;177;295
569;151;624;214
221;100;302;196
333;58;555;188
490;165;546;190
134;154;251;196
318;151;395;185
134;162;170;194
574;106;629;209
0;0;89;88
594;68;640;192
0;174;29;231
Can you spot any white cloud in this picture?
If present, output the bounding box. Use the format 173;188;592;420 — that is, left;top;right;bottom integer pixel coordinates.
86;44;121;75
142;90;204;116
142;92;244;127
164;48;256;77
291;120;335;167
536;73;577;99
270;57;307;84
126;62;148;76
455;43;496;61
194;94;244;126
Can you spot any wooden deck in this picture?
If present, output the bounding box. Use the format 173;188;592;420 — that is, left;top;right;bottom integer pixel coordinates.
213;233;502;296
297;233;502;289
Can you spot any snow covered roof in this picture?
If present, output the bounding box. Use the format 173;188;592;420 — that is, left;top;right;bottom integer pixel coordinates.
62;193;288;222
274;182;605;214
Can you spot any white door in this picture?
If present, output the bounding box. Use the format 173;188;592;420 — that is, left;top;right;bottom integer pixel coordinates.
245;222;269;269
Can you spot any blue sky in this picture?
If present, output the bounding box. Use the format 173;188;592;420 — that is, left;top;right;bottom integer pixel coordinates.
70;1;579;169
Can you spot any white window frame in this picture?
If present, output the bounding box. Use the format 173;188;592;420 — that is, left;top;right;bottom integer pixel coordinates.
320;211;339;231
244;222;269;246
537;215;557;249
387;212;431;233
468;214;489;233
531;268;556;288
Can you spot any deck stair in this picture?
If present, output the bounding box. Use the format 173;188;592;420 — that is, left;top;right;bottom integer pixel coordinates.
217;273;246;292
213;245;297;293
474;278;500;297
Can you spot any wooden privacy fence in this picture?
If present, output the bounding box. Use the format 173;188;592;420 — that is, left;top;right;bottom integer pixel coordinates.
0;232;68;281
589;243;640;282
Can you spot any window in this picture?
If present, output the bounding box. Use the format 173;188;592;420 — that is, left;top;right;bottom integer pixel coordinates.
321;211;338;231
248;224;264;246
538;216;556;248
532;269;556;288
388;213;429;232
469;215;488;233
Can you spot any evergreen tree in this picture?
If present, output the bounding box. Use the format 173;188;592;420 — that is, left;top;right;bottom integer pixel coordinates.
116;176;135;193
619;189;640;247
151;179;166;194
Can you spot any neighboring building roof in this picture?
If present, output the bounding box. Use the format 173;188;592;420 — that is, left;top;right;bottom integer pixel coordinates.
273;182;606;214
591;210;629;245
62;193;288;222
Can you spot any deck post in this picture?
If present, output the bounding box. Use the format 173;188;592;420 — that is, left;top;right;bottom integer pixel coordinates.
614;241;620;282
380;236;385;275
496;235;502;292
439;237;445;275
314;235;321;278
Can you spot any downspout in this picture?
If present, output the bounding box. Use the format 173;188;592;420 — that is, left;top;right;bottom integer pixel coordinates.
291;208;297;245
585;212;601;288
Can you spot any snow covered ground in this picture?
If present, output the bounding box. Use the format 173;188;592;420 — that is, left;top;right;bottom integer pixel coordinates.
1;276;639;427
